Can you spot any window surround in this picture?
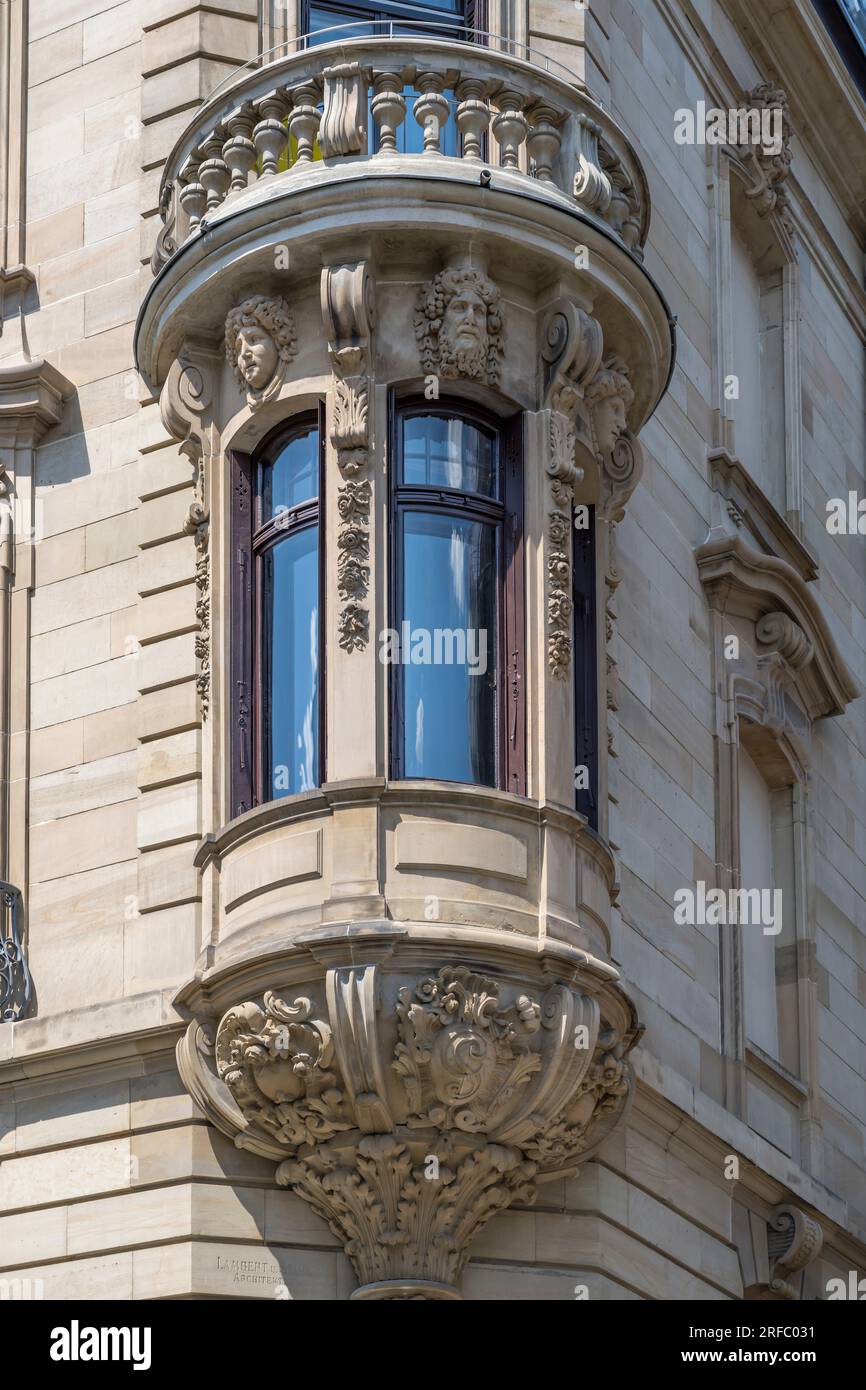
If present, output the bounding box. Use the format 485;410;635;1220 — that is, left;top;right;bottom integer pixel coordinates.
388;393;525;795
229;406;326;819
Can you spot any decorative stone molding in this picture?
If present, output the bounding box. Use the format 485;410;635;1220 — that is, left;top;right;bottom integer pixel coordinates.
744;1203;824;1300
319;62;369;158
735;84;794;237
160;341;219;721
538;302;604;679
184;501;211;721
599;138;645;257
0;353;72;907
415;265;503;386
224;293;297;409
695;528;859;722
707;448;816;582
573;114;611;213
177;937;640;1300
321;262;375;652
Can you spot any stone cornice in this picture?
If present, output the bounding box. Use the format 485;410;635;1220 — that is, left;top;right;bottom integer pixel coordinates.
708;447;817;582
0;354;72;448
695;528;859;719
632;1051;866;1263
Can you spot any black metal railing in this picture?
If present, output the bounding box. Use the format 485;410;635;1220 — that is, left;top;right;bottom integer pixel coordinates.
0;881;31;1022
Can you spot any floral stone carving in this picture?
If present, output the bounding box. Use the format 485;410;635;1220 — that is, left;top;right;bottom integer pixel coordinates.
178;949;640;1299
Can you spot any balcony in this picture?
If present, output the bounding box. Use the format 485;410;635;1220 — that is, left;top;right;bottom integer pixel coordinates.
150;27;649;280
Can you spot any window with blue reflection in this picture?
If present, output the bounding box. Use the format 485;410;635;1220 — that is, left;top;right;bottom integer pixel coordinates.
392;407;506;788
256;421;321;802
305;1;473;156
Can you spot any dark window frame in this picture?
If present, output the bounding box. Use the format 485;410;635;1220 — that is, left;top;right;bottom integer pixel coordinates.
301;0;486;43
388;394;525;794
230;406;326;818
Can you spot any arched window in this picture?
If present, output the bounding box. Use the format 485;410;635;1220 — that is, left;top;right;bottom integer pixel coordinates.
231;411;324;817
389;400;524;792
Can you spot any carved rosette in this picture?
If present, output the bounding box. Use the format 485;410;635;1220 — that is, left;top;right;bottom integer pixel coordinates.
322;262;375;652
178;950;640;1299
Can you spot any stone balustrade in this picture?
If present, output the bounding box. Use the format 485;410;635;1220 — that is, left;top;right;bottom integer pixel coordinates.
151;34;649;274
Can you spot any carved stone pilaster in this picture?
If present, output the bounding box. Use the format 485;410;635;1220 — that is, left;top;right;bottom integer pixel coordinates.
539;302;603;679
160;341;219;720
321;262;375;652
177;940;640;1300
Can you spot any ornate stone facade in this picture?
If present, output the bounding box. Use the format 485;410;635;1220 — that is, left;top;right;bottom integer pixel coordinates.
0;0;864;1311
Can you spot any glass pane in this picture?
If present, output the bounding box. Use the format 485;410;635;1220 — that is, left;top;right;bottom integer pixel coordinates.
402;414;497;496
262;426;318;522
264;527;319;798
398;511;497;785
308;6;377;42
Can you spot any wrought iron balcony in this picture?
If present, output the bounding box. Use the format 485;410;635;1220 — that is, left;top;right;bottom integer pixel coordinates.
0;880;31;1023
151;23;649;275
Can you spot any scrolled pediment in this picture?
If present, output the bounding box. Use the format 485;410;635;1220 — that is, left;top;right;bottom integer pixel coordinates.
695;527;859;720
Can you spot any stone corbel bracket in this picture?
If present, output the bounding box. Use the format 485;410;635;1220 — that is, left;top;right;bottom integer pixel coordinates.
734;83;795;241
321;261;375;653
695;528;860;723
177;931;641;1300
160;341;219;719
744;1203;824;1300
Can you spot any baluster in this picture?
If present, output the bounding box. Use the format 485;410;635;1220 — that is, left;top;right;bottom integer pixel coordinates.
526;103;563;186
413;72;450;155
288;82;321;164
253;91;289;177
455;77;489;162
198;128;231;212
371;71;406;153
178;156;206;235
222;105;257;196
491;89;528;170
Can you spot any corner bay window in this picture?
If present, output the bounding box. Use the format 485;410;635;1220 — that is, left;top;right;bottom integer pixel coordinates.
389;403;524;792
231;413;324;816
230;402;600;815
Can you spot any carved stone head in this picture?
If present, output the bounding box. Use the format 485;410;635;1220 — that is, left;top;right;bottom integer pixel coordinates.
415;266;504;385
225;294;297;406
586;353;634;457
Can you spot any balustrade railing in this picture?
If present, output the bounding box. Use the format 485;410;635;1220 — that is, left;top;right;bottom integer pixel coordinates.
152;28;648;273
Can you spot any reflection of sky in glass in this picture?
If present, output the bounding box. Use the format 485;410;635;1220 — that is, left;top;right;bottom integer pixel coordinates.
262;428;318;522
401;511;496;784
402;415;497;495
266;527;318;797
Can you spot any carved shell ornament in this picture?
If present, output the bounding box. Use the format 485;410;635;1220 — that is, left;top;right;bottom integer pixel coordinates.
415;266;504;385
225;293;298;408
